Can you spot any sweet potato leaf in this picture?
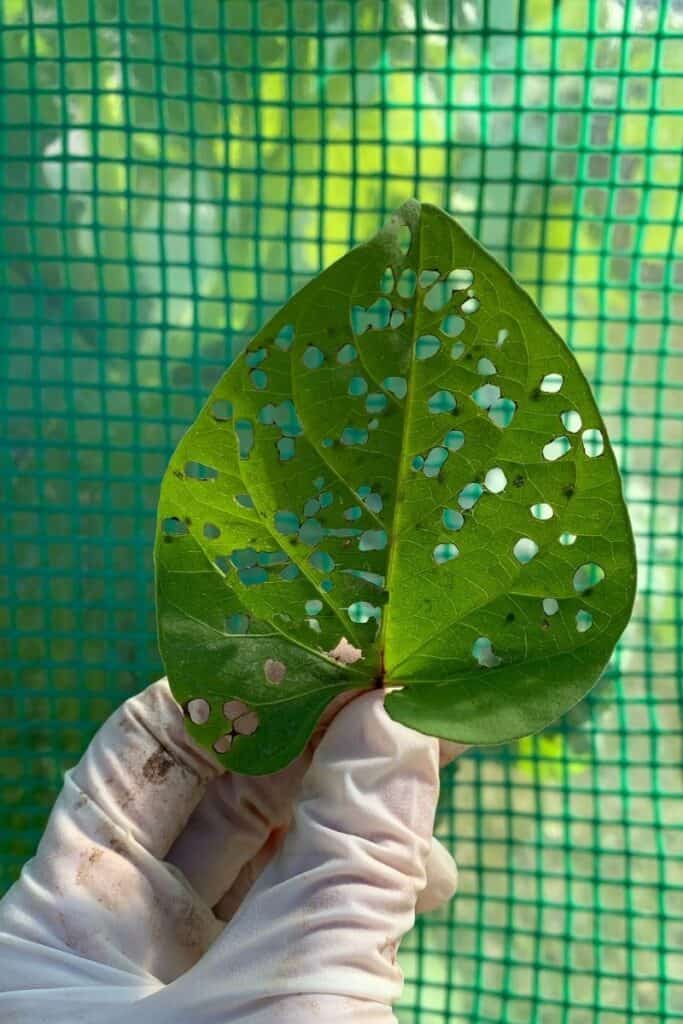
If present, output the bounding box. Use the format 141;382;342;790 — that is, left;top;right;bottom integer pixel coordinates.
154;200;636;774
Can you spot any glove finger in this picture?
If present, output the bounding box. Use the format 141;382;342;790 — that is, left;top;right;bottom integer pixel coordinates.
415;837;459;914
164;689;366;907
164;760;309;908
0;679;235;985
167;690;444;1011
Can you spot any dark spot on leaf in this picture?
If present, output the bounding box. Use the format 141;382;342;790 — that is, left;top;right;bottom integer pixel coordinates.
513;475;525;488
564;485;575;498
506;612;515;623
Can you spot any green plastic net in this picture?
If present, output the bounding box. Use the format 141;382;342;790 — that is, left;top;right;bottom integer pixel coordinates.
1;0;682;1019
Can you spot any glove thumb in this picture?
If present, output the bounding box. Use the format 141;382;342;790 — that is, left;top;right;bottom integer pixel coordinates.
199;689;446;1010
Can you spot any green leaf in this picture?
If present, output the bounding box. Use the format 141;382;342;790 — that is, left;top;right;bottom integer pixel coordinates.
155;199;636;774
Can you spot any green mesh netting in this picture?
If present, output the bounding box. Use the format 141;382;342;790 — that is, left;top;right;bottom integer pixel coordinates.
1;0;682;1019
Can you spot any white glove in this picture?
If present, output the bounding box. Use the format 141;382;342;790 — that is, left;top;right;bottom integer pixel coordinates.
0;678;466;1023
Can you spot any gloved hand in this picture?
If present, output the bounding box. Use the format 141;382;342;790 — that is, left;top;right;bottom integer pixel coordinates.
0;678;466;1023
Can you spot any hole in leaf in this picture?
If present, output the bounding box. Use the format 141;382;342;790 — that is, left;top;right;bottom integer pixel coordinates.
419;269;439;288
444;429;465;452
461;295;480;315
428;390;457;414
344;505;362;521
337;343;357;365
211;399;233;421
274;323;294;351
442;508;464;531
203;523;220;539
340;426;369;446
423;446;449;478
235;493;254;509
238;567;268;586
513;538;539;563
214;556;231;574
472;636;502;668
489;397;517;428
277;437;296;461
305;599;323;615
162;517;188;536
559;532;577;546
223;699;249;720
280;563;300;581
342;569;385;588
582;428;605;457
186;698;210;725
423;268;474;312
496;328;509;347
319;490;333;509
363;492;383;513
348;376;368;397
236;420;254;460
348;601;381;624
307;618;321;633
310;550;335;572
366;392;388;414
379;267;394;294
576;609;593;633
416;334;441;360
303;498;320;517
397;225;411;254
531;503;554;520
484;467;507;493
543;598;559;616
234;711;259;735
299;518;324;546
245;349;267;368
458;482;483;510
540;373;564;394
249;369;268;390
358;529;388;552
383;376;407;400
275;510;299;535
328;636;364;664
230;548;258;569
397;268;416;297
450;341;465;360
352;297;392;332
472;384;501;410
542;436;571;461
448;267;474;289
477;357;497;375
213;734;233;754
573;562;605;592
390;309;405;329
412;455;424;471
561;410;582;433
433;542;459;564
303;346;325;369
257;550;290;567
185;461;218;481
322;579;333;592
270;399;303;437
442;314;465;337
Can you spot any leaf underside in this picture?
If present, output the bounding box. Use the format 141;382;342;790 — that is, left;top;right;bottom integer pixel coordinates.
154;200;636;775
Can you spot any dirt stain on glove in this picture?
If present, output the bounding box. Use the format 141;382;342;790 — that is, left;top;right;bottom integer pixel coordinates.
142;749;177;784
